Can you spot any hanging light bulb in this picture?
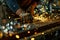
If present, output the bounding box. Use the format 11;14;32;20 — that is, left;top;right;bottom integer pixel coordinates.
9;16;11;19
2;26;5;29
31;38;35;40
15;35;20;39
27;31;30;34
9;33;13;37
41;32;44;35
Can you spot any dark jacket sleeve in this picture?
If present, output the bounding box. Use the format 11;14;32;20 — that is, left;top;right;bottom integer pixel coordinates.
6;0;19;13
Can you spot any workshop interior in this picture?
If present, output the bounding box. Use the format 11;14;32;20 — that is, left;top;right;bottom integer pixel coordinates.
0;0;60;40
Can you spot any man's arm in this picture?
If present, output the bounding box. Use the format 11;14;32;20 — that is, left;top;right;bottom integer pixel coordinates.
6;0;23;17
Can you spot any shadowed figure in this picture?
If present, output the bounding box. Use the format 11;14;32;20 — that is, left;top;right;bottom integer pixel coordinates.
6;0;40;16
6;0;40;23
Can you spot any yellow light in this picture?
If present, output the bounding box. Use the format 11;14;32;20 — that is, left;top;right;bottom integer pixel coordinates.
9;33;13;37
24;24;27;27
28;31;30;34
33;13;50;22
53;4;56;6
34;32;37;35
24;37;27;40
9;16;11;19
42;32;44;35
2;26;5;29
45;12;48;14
15;35;20;39
40;6;45;12
44;0;46;2
24;24;27;30
31;38;35;40
0;32;3;38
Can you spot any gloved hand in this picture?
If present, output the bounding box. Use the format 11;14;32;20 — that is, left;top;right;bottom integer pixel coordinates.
16;8;29;17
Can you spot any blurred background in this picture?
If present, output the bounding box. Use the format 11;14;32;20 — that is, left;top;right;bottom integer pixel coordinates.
0;0;60;40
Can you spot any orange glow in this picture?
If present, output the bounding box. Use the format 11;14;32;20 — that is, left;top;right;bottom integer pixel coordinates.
28;31;30;33
34;32;37;34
